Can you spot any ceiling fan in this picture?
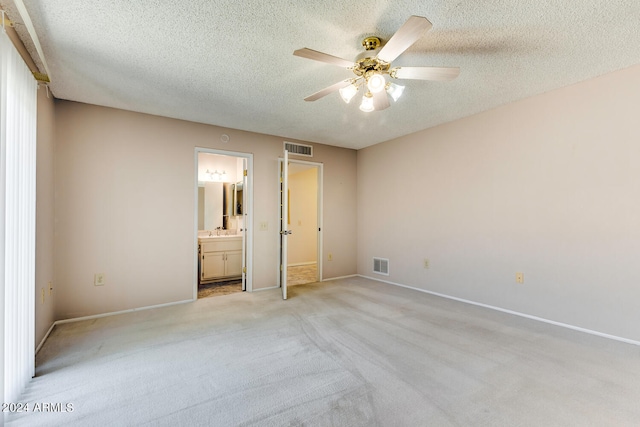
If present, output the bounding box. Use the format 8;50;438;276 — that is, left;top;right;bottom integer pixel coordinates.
293;15;460;112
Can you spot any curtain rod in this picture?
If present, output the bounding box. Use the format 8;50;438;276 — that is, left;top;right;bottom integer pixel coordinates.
11;0;51;82
1;9;42;80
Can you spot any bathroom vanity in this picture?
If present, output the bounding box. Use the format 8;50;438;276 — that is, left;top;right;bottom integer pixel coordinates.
198;235;243;282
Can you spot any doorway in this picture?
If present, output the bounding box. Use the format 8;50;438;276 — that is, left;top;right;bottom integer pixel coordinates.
195;148;253;299
279;156;323;297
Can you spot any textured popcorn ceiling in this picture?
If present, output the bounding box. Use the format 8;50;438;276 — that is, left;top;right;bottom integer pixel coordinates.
7;0;640;149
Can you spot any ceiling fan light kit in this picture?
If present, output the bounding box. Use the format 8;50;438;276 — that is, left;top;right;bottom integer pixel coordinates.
338;83;358;103
293;16;460;113
367;73;386;93
386;82;405;101
359;92;375;112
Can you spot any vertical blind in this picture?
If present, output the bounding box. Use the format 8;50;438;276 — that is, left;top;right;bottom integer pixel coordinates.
0;26;37;405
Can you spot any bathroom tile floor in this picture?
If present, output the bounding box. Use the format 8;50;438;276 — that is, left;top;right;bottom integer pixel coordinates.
198;280;242;299
287;263;318;286
198;264;318;298
198;263;318;299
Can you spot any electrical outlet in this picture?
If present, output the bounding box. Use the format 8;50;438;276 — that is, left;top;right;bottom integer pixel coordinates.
94;273;105;286
328;253;333;261
259;221;268;231
423;258;430;269
516;272;524;284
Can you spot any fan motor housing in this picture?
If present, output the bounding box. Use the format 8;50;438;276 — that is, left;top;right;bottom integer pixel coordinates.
353;37;390;78
361;36;381;50
352;57;390;78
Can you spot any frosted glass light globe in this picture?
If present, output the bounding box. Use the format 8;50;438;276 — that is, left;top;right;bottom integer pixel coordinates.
367;73;386;93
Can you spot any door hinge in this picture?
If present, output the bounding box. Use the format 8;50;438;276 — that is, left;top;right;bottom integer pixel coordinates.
280;264;283;271
243;169;248;176
243;267;246;273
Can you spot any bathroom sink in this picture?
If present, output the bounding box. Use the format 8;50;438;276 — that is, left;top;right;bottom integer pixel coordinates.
199;234;241;240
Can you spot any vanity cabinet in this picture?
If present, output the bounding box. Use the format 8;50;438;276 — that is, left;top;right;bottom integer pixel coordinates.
199;237;242;281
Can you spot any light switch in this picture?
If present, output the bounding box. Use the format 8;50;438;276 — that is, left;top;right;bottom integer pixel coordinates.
95;273;105;286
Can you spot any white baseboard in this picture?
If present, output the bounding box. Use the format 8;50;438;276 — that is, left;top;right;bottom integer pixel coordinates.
322;274;358;282
253;285;279;292
55;299;194;325
359;275;640;347
288;262;317;267
36;298;195;354
249;276;356;290
36;322;57;355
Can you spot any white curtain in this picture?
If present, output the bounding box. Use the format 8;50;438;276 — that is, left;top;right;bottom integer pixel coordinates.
0;27;37;405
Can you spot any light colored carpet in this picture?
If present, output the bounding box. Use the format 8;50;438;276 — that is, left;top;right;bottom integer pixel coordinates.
8;277;640;426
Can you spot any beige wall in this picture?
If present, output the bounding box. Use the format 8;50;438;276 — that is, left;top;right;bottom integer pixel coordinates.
35;87;56;345
357;64;640;342
288;168;318;265
54;101;357;319
40;62;640;341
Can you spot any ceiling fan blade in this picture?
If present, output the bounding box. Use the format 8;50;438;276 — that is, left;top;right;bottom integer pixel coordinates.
377;16;433;63
293;48;354;68
372;90;390;111
304;79;353;102
392;66;460;81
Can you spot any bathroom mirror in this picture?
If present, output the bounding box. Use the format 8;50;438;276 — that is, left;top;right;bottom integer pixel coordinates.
234;182;243;216
198;182;235;230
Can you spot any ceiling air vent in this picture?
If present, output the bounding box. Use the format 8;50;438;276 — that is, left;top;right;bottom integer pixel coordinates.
284;141;313;157
373;257;389;276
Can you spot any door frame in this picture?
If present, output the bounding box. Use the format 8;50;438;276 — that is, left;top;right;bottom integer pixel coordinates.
277;157;323;288
194;147;254;298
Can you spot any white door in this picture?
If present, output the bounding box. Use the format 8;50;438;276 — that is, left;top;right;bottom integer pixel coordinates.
241;158;248;291
280;149;290;299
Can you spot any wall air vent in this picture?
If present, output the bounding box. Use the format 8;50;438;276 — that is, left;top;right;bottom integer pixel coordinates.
284;141;313;157
373;257;389;276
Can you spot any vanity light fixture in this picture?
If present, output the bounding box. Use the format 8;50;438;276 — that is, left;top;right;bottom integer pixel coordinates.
206;169;227;182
